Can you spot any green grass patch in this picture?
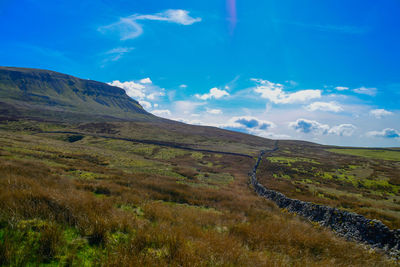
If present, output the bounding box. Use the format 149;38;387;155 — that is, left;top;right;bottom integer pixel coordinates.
268;156;320;165
328;149;400;161
154;148;188;160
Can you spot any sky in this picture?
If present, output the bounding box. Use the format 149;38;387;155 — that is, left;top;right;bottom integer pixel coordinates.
1;0;399;147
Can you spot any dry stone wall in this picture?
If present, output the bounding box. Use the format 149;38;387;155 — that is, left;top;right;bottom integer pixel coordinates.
251;149;400;256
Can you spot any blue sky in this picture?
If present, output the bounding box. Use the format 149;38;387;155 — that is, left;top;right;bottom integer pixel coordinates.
1;0;399;146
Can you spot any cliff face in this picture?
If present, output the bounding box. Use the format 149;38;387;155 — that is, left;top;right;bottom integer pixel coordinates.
0;67;153;121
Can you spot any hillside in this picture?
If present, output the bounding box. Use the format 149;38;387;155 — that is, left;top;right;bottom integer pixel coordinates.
0;67;154;121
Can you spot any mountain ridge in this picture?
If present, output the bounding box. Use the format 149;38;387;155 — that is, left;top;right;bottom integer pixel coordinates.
0;66;155;121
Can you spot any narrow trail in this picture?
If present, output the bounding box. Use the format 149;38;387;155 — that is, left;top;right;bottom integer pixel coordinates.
251;141;400;256
37;131;254;159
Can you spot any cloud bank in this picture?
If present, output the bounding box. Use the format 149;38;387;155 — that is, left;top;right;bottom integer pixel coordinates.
289;119;356;136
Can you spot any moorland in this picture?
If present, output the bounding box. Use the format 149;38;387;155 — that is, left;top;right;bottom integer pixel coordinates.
0;67;399;266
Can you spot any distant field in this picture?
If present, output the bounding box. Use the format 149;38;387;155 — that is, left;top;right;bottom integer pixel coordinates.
328;148;400;161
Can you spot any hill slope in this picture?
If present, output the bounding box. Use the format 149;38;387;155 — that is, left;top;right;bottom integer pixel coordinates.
0;67;154;121
0;66;277;154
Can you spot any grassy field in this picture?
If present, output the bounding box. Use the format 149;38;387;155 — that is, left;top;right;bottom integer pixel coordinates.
0;120;395;266
258;141;400;229
328;148;400;161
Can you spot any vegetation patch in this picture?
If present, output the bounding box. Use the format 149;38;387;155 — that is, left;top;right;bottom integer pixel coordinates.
328;148;400;161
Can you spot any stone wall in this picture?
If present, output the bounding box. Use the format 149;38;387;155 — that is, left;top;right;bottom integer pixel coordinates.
251;149;400;255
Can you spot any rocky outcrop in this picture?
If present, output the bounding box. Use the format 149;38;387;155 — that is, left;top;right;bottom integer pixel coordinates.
251;149;400;256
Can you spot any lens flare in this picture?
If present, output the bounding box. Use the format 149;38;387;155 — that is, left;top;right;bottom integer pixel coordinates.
227;0;237;34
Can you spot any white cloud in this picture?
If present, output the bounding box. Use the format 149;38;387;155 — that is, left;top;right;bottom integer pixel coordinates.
335;86;349;91
306;101;343;113
135;9;202;25
223;116;275;131
139;100;152;109
139;77;152;84
108;79;165;101
369;109;393;119
108;80;146;99
152;109;171;117
252;79;321;104
289;118;356;136
366;128;400;139
195;87;230;100
289;119;330;135
179;84;188;88
206;108;222;115
99;9;201;40
353;87;377;96
328;124;357;137
147;92;165;100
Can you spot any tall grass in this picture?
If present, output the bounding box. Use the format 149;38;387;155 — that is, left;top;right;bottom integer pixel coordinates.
0;127;395;266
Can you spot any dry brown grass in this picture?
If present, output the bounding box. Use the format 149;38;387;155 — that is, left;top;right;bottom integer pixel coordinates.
0;125;396;266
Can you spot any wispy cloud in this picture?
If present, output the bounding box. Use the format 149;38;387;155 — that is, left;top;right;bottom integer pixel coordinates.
99;9;201;40
252;79;321;104
353;86;377;96
305;101;343;113
104;47;134;62
335;86;349;91
206;108;222;115
152;109;171;117
173;100;206;115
